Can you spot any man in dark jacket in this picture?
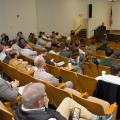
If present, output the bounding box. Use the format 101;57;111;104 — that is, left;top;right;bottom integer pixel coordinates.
14;83;112;120
14;83;66;120
0;77;19;102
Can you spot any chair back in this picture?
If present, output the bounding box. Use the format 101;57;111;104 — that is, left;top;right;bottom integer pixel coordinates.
46;84;72;107
46;64;60;76
0;101;14;120
77;73;97;96
20;54;34;65
98;65;110;76
72;94;105;115
47;53;68;66
84;62;98;77
60;68;79;91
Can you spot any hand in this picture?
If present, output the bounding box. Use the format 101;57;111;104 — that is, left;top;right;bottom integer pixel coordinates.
11;79;19;88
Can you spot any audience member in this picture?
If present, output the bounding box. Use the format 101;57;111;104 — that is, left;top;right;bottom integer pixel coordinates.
14;83;112;120
38;33;47;47
1;33;9;46
56;32;62;39
71;48;85;73
45;42;52;52
0;77;19;102
39;48;55;66
7;49;35;75
99;48;117;67
21;43;37;57
34;55;73;88
0;44;7;61
113;50;120;59
11;37;22;52
28;33;38;45
17;32;27;49
14;83;66;120
96;42;110;51
59;44;72;58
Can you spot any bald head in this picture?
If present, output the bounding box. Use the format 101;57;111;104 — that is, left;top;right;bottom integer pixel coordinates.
22;83;46;109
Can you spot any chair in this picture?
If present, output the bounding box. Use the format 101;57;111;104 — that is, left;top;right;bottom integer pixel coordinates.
1;62;21;82
33;47;41;53
60;68;79;91
77;73;97;96
47;53;68;66
72;94;118;119
84;62;98;77
19;54;34;65
0;101;14;120
98;65;111;76
46;64;60;76
46;83;72;107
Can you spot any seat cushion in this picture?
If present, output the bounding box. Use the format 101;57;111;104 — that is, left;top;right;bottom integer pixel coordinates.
87;96;110;113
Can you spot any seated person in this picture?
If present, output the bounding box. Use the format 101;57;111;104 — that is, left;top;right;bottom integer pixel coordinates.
21;43;37;57
51;31;59;47
0;77;19;102
14;83;111;120
38;48;55;66
37;33;47;47
45;42;52;52
6;49;35;75
45;42;57;54
0;44;7;61
74;41;85;55
11;37;22;52
42;32;50;40
71;48;85;74
59;44;72;58
34;55;73;88
96;42;110;51
1;33;9;46
85;48;99;64
56;32;62;39
16;32;27;48
99;48;117;67
28;33;38;45
111;64;120;76
113;50;120;59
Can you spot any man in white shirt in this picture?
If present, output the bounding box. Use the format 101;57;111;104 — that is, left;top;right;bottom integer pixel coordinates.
95;64;120;85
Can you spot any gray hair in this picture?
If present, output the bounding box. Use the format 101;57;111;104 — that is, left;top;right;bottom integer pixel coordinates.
34;55;45;67
22;83;45;108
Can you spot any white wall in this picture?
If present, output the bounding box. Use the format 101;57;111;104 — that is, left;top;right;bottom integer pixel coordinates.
112;1;120;30
0;0;120;39
87;0;110;37
0;0;37;39
36;0;88;35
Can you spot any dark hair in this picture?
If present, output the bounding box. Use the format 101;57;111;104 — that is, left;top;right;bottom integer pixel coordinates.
105;48;113;57
17;32;23;36
56;32;59;35
111;64;120;75
40;48;47;54
60;44;66;50
72;48;79;59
